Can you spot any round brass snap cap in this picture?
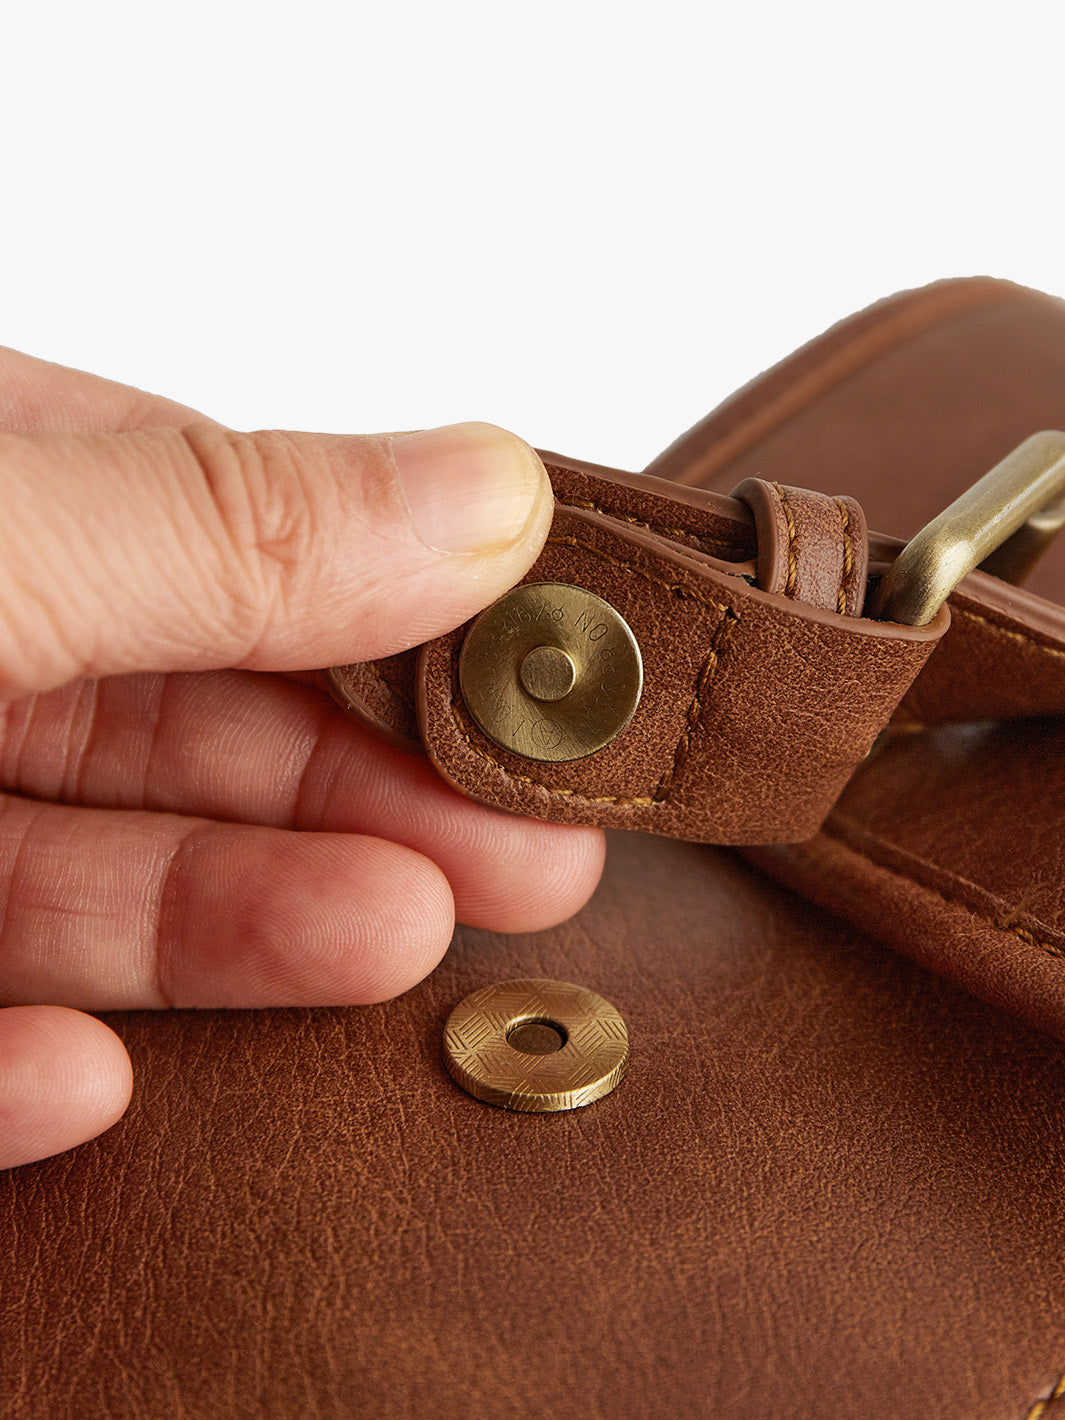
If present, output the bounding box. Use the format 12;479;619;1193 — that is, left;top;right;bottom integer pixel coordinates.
443;978;629;1113
457;582;642;762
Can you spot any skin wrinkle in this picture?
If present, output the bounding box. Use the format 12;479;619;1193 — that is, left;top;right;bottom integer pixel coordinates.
0;526;91;701
70;678;103;807
176;425;294;670
0;697;32;799
137;675;174;814
288;699;352;834
0;798;47;991
154;820;218;1010
0;347;607;1180
0;669;602;934
0;357;598;1041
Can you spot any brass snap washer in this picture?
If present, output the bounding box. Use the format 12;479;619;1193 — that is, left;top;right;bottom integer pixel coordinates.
443;978;629;1113
457;582;642;763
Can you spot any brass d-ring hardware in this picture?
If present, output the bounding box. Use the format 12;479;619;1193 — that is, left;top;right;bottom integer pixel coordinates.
872;431;1065;626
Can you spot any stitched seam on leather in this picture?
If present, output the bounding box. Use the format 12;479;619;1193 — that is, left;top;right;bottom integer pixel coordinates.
834;497;852;615
357;490;743;720
560;495;741;556
653;611;738;800
771;482;798;597
954;602;1065;660
895;601;1065;721
821;816;1065;963
546;534;730;616
448;692;657;807
444;534;736;807
1024;1373;1065;1419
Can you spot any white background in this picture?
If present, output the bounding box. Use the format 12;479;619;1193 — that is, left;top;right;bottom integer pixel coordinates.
1;1;1063;471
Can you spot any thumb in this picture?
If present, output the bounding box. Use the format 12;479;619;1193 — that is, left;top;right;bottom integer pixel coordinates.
0;420;553;697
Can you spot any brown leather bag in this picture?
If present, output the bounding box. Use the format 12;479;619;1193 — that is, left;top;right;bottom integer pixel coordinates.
5;277;1065;1420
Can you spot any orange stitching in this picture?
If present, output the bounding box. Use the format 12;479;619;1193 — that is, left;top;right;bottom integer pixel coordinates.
771;482;799;597
546;534;731;616
899;600;1065;720
445;533;737;807
834;497;852;615
654;612;737;800
1025;1374;1065;1419
449;693;657;806
363;499;738;727
821;817;1065;964
953;602;1065;662
560;495;742;556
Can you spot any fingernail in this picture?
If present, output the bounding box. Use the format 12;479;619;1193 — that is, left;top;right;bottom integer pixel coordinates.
391;423;546;554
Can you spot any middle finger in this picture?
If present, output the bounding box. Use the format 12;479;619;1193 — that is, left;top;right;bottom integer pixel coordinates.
0;671;605;933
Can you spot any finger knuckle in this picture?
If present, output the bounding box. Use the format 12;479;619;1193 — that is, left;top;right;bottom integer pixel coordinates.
178;425;331;658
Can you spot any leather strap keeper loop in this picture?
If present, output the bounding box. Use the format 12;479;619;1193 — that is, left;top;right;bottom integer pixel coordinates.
731;476;869;616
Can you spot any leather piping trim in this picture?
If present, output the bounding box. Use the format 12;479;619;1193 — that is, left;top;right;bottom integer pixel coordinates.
742;830;1065;1045
771;482;799;596
819;814;1065;963
649;278;1024;486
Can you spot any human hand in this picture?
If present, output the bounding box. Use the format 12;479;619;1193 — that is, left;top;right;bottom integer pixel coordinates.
0;348;605;1170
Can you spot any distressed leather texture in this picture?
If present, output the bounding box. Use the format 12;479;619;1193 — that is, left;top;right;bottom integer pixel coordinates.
4;278;1065;1420
337;339;1065;844
657;277;1065;1047
416;499;937;844
5;832;1065;1420
731;476;868;614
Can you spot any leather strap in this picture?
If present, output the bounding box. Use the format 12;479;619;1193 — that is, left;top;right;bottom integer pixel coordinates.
646;273;1065;1048
331;442;1065;844
731;477;868;616
329;276;1065;847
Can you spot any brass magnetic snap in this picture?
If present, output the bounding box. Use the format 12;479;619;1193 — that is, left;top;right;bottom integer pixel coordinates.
443;978;629;1113
457;582;643;763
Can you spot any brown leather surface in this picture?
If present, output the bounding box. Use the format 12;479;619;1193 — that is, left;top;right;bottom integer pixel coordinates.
333;313;1065;834
746;718;1065;1045
4;831;1065;1420
325;458;767;752
655;276;1065;1045
6;278;1065;1420
651;279;1065;604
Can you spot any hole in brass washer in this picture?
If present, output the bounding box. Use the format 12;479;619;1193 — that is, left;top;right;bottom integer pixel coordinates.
506;1018;568;1055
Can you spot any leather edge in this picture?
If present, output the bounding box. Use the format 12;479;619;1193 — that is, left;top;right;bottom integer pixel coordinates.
743;830;1065;1045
